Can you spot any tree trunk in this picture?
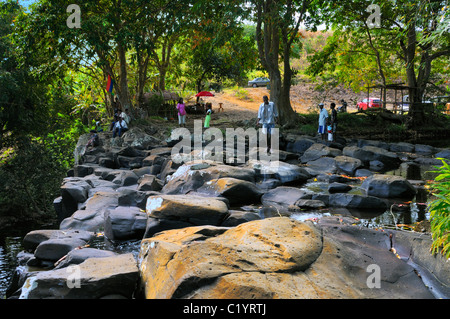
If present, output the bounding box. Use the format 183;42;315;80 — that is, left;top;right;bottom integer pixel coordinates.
117;43;132;112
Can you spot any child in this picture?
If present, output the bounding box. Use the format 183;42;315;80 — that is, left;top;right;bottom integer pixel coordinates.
204;103;212;128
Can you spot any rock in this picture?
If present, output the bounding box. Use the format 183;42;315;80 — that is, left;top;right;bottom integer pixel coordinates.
306;157;337;174
315;216;435;299
358;139;390;150
54;248;117;269
162;162;255;194
60;191;120;232
300;143;342;163
117;188;158;209
343;145;400;169
104;206;148;240
146;195;229;226
414;144;436;155
121;127;161;150
355;168;373;177
137;174;163;192
60;179;92;217
73;164;97;177
117;156;144;169
414;157;446;166
104;170;140;187
334;156;363;176
285;136;315;155
328;193;387;211
249;160;310;185
370;160;385;171
142;154;166;167
34;238;88;262
261;186;310;208
20;254;139;299
362;146;401;168
328;182;352;194
138;218;323;298
23;229;94;252
293;199;326;210
143;218;194;239
435;148;450;159
220;210;261;227
197;178;263;205
389;142;415;153
361;174;417;199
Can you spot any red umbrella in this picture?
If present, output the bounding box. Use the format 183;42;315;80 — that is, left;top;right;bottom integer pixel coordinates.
196;91;215;97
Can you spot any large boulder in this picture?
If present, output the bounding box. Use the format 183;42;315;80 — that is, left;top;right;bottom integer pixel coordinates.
60;191;120;232
197;177;263;205
261;187;310;208
34;238;88;262
285;136;315;155
23;229;94;252
361;174;417;199
54;248;117;269
146;195;229;226
343;145;401;168
104;206;148;240
300;143;342;163
328;193;387;211
138;217;435;299
248;160;310;185
138;218;323;298
162;162;255;194
334;156;363;176
20;254;139;299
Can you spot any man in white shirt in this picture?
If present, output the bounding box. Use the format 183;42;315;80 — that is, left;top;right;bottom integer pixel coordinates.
318;103;328;141
120;108;131;125
112;116;128;138
257;96;278;153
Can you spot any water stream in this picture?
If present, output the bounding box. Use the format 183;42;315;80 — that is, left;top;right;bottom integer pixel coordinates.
0;162;444;299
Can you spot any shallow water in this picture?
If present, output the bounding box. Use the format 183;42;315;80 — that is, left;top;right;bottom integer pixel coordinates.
0;237;23;298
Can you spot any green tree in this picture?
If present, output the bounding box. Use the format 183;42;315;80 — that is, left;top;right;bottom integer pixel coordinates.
0;1;84;226
308;0;450;126
252;0;319;127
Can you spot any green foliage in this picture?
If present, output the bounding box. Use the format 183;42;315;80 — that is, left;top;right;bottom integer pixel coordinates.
428;159;450;259
0;1;84;226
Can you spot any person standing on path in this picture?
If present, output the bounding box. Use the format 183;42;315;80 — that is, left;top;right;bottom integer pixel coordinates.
330;102;338;142
318;103;328;141
257;96;278;154
177;98;187;127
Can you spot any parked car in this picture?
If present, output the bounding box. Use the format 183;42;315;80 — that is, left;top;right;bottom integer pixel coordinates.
248;77;270;88
357;98;382;111
399;95;434;113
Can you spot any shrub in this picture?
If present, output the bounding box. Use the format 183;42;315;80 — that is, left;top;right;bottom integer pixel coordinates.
428;159;450;258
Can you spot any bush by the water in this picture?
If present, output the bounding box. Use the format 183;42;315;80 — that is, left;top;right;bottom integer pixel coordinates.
428;159;450;258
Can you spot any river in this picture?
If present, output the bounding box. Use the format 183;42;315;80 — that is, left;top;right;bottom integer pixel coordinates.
0;162;442;299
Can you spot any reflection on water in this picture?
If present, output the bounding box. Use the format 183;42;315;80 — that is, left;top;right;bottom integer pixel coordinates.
0;237;23;299
290;162;435;230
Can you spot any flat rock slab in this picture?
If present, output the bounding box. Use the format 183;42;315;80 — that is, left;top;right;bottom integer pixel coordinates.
146;194;229;226
20;253;138;299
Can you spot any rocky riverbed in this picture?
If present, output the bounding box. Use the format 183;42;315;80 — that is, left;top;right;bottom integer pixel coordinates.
4;127;450;299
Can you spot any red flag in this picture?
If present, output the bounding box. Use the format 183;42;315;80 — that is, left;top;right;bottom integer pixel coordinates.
106;75;114;93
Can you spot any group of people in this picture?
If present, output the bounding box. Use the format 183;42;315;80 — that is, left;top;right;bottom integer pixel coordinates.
256;96;341;154
110;108;131;138
318;102;338;142
176;98;212;129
